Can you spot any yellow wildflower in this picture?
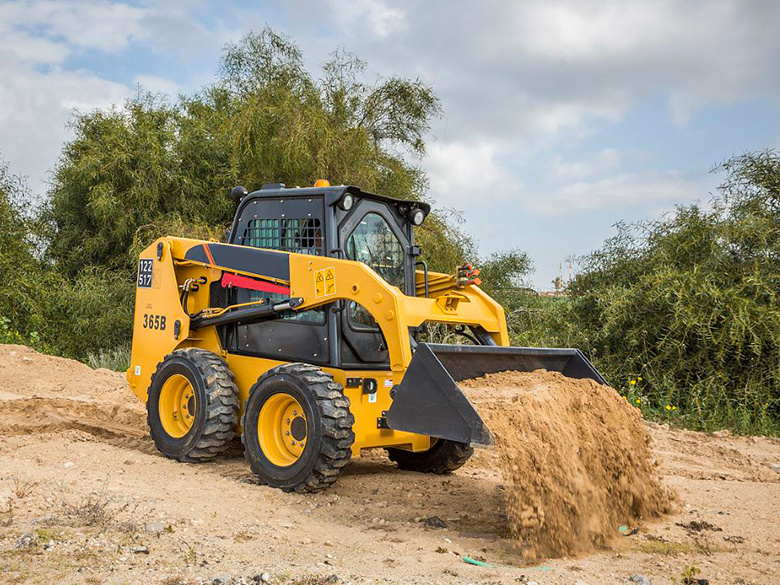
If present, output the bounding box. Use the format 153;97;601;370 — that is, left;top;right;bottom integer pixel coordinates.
635;398;641;404
630;379;637;386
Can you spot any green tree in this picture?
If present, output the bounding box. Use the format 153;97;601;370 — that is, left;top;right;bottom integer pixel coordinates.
27;28;481;361
46;28;464;277
0;157;49;344
567;150;780;433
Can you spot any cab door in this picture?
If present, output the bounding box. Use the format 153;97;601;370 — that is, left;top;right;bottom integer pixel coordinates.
337;202;413;367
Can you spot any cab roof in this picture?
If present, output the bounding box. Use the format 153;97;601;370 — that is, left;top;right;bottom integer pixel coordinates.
242;183;431;215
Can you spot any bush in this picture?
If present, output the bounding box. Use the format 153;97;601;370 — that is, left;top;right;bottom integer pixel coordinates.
565;151;780;434
39;267;135;360
44;28;464;277
0;158;52;349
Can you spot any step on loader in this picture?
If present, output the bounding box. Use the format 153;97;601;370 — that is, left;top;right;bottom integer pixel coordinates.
127;181;606;492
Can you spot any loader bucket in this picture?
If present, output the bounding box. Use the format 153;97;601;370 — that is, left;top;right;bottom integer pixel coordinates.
385;343;607;447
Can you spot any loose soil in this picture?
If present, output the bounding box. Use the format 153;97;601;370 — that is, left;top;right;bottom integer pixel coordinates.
461;370;673;561
0;344;778;585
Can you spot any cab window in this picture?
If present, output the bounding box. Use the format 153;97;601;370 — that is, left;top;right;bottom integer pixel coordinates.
345;213;405;287
239;213;325;325
345;213;405;330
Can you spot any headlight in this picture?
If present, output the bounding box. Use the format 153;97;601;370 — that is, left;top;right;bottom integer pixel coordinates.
410;208;425;225
338;193;354;211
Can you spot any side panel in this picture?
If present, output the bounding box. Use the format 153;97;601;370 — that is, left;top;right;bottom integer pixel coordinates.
126;239;223;401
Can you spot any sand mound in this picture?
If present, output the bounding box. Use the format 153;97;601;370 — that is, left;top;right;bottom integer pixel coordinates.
0;344;145;436
462;370;673;561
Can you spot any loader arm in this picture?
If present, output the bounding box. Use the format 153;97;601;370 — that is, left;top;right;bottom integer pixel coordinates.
168;237;510;385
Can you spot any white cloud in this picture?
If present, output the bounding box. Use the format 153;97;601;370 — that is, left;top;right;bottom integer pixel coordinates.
327;0;406;38
530;171;703;215
1;0;149;54
323;0;780;145
424;140;515;207
0;1;152;190
550;148;622;183
0;0;224;191
0;28;69;63
133;74;186;97
0;63;129;192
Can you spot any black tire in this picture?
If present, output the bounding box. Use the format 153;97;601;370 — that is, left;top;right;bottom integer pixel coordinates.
147;348;239;462
242;363;354;493
386;439;473;474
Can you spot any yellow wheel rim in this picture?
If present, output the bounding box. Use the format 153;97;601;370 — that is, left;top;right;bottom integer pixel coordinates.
159;374;196;438
258;393;308;467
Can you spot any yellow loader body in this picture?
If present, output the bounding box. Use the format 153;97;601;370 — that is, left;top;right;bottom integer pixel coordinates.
126;183;604;491
126;235;508;457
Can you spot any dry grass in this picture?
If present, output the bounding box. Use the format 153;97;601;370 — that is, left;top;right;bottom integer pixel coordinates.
64;491;113;526
0;499;13;526
636;539;693;555
49;482;143;533
12;473;40;499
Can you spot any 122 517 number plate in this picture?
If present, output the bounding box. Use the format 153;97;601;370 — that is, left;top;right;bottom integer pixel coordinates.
137;259;153;288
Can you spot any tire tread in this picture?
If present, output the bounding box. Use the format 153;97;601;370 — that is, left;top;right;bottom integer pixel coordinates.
386;440;473;474
147;348;239;462
241;362;355;492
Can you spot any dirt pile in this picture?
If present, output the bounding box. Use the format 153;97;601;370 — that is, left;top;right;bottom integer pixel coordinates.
0;344;145;437
462;370;674;561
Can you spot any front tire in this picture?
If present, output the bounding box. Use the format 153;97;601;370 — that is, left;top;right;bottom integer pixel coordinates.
386;439;473;474
242;363;354;492
147;348;240;462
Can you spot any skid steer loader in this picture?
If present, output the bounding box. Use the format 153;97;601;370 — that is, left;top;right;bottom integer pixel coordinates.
127;181;606;492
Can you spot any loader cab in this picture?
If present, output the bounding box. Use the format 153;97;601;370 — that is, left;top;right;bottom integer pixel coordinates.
227;183;429;369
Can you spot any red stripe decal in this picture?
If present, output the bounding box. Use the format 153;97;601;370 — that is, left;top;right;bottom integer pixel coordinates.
221;273;291;295
203;243;216;266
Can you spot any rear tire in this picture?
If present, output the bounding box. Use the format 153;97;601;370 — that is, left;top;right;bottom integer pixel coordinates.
242;363;355;492
386;439;473;474
147;348;239;462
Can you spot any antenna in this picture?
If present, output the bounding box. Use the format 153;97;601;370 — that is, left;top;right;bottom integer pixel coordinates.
564;255;576;283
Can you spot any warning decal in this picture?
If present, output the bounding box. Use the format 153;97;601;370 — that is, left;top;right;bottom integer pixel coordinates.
314;267;336;298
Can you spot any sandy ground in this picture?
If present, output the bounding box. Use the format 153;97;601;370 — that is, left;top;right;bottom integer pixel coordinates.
0;344;779;585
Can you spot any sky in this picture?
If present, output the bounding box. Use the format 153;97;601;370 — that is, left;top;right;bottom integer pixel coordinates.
1;0;779;288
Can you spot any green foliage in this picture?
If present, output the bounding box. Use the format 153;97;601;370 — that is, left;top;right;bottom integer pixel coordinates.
46;28;457;276
417;208;477;273
46;97;230;276
0;158;50;347
565;150;780;433
476;250;579;348
3;28;469;363
0;154;134;360
38;267;135;360
479;248;533;294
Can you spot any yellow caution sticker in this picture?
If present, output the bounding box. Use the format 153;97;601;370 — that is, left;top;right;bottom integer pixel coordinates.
314;267;336;298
